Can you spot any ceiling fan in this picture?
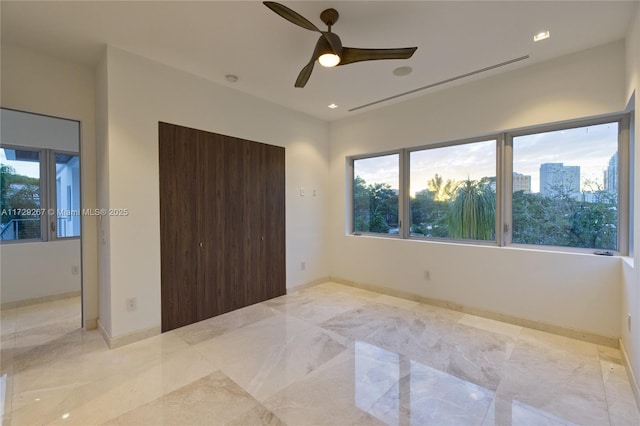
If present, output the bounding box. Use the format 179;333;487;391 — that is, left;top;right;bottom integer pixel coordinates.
263;1;418;88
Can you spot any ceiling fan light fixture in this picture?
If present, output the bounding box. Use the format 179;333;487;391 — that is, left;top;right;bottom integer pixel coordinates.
319;53;340;67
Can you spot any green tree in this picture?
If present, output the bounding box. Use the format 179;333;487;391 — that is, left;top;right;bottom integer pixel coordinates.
0;164;41;239
353;176;398;233
512;179;617;250
427;173;456;202
353;176;371;231
447;178;495;240
410;188;449;237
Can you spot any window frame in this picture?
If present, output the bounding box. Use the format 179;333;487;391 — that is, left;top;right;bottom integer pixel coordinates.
49;149;81;241
504;114;629;254
349;149;403;238
347;112;632;255
0;145;81;244
404;135;502;245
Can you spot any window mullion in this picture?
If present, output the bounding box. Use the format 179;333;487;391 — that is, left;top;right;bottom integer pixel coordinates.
618;116;630;255
401;148;410;239
503;134;514;247
42;149;52;241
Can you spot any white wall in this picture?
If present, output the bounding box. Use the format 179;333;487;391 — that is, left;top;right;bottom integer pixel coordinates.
95;51;112;335
0;44;97;324
0;240;80;303
328;41;627;338
621;4;640;399
98;47;330;338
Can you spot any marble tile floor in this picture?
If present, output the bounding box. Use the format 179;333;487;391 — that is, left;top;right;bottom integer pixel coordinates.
1;283;639;426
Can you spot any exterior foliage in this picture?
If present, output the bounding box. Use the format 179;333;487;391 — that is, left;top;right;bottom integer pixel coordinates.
447;178;495;240
355;173;617;250
0;165;41;239
353;176;398;233
512;189;617;250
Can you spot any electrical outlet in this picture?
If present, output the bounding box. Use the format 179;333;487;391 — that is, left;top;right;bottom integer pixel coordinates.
71;265;80;275
312;189;317;196
300;187;305;196
424;270;431;281
126;297;137;312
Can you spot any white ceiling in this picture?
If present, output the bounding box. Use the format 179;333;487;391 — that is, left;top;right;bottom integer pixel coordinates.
1;1;638;121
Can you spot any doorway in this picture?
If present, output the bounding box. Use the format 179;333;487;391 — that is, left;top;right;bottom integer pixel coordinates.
0;108;82;339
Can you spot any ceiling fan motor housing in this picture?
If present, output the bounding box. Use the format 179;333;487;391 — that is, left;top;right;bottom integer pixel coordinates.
320;8;339;27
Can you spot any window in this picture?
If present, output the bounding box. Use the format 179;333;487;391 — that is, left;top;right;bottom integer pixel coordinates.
55;153;80;238
409;139;497;241
353;153;399;234
0;147;80;242
348;114;630;254
0;148;43;241
508;121;623;251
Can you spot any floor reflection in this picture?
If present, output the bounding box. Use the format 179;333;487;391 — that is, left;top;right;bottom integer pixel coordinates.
1;284;638;426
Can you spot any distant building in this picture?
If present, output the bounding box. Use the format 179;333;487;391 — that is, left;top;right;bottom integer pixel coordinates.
604;152;618;196
582;191;598;203
540;163;580;199
513;172;531;193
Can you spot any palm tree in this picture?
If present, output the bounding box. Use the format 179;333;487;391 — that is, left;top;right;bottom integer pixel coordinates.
427;173;456;202
448;178;495;240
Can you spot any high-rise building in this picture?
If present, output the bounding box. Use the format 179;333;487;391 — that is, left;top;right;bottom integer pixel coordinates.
604;152;618;196
513;172;531;193
540;163;580;199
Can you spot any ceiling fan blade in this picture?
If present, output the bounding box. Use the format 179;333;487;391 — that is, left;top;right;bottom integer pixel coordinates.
294;36;325;88
263;2;321;33
322;32;343;58
295;60;315;88
339;47;418;65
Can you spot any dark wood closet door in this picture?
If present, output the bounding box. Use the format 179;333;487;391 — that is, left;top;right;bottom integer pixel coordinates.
235;138;263;307
159;123;286;332
196;131;226;322
263;144;286;303
159;123;199;331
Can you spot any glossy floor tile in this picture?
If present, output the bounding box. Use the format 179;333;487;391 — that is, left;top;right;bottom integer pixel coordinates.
1;283;639;425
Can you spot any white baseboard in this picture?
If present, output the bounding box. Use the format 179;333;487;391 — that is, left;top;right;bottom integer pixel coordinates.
287;276;331;294
84;317;98;330
97;318;160;349
620;339;640;410
1;290;81;310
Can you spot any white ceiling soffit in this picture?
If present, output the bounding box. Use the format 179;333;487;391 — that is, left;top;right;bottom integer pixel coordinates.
1;1;637;121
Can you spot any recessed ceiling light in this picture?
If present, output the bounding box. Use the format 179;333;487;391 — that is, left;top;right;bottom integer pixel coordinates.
393;66;413;77
225;74;238;83
533;31;550;42
328;103;338;109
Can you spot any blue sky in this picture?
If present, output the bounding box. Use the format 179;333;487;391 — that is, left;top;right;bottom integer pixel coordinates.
355;122;618;195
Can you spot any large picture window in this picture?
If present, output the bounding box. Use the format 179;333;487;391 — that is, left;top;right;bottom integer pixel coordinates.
409;139;496;241
349;114;630;254
510;122;619;250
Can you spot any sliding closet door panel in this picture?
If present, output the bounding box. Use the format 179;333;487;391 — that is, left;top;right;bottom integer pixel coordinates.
224;138;245;312
196;132;226;321
159;123;199;332
242;139;267;306
264;144;286;301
